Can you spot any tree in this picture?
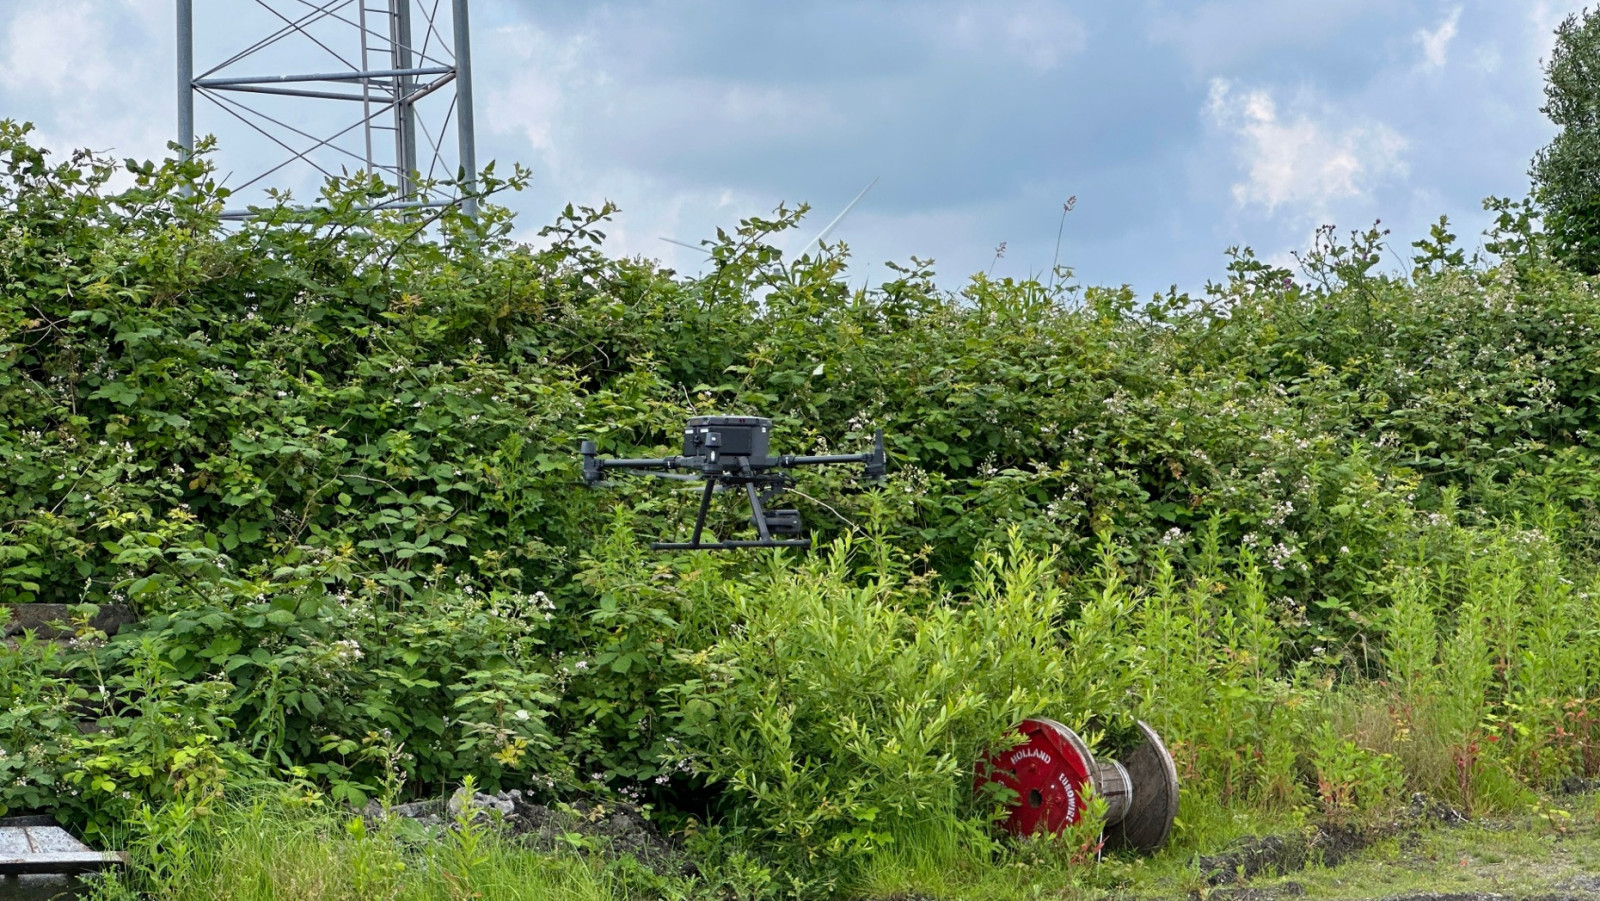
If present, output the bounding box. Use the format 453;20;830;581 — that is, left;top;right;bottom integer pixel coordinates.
1533;6;1600;273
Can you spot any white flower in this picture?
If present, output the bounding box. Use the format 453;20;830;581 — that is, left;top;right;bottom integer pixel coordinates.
513;709;530;722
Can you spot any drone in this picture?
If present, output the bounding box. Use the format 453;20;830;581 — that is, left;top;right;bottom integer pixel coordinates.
580;415;886;551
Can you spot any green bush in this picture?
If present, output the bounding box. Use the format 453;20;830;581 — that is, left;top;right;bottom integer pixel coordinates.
15;117;1600;893
663;533;1077;884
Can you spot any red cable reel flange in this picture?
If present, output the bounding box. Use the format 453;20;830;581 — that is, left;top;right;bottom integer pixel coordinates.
975;718;1179;853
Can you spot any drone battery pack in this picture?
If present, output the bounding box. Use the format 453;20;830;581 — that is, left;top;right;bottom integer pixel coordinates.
683;415;772;461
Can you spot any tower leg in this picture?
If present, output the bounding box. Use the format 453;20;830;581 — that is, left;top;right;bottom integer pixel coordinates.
393;0;419;199
451;0;478;217
177;0;194;157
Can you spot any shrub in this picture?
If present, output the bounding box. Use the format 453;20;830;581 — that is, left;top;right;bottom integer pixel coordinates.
666;533;1080;889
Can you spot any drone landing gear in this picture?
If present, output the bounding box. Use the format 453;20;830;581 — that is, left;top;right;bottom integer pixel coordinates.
650;474;811;551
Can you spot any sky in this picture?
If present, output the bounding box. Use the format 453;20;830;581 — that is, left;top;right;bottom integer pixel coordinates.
0;1;1590;297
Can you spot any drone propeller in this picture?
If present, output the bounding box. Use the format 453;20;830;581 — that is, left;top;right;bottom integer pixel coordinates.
796;176;878;259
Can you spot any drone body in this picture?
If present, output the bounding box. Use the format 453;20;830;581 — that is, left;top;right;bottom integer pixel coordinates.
581;415;885;551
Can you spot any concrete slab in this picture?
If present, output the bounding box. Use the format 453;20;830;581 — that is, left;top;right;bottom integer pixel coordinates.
0;826;124;876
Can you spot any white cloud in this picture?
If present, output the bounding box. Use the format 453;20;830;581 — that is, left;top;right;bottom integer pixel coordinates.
0;2;115;96
1531;1;1593;65
1532;2;1589;41
1472;44;1503;75
484;16;847;182
485;24;593;163
934;0;1087;73
1146;0;1389;73
1206;79;1408;219
1415;7;1461;70
0;0;169;159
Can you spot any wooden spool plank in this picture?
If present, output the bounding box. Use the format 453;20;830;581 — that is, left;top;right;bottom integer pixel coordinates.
1103;720;1180;853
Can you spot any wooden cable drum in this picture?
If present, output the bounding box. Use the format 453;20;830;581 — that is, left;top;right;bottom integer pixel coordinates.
976;718;1178;853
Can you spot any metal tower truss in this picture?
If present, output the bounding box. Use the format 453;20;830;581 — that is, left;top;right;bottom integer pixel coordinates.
178;0;478;219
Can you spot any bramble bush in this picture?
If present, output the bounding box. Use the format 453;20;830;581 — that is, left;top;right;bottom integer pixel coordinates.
11;119;1600;894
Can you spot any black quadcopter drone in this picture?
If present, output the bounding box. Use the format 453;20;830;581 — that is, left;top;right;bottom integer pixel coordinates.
580;415;886;551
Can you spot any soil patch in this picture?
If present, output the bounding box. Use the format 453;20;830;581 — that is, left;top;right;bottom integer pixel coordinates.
1199;825;1368;886
1198;795;1471;888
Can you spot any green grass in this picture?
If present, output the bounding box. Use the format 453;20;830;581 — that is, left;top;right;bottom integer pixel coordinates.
851;792;1600;901
852;822;1086;901
847;803;1305;901
81;792;1600;901
1084;793;1600;901
1198;809;1600;901
87;798;619;901
84;793;1291;901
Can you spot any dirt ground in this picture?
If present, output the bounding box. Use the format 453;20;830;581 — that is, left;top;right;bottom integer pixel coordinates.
1144;795;1600;901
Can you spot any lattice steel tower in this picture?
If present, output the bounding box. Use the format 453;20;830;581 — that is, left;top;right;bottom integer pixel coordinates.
177;0;478;218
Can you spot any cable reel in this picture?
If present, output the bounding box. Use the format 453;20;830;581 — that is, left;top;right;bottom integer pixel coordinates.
976;718;1179;853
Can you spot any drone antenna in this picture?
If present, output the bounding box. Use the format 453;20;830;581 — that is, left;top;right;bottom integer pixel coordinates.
659;236;712;255
796;177;878;259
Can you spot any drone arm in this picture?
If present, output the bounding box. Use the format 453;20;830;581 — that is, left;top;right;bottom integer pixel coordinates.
605;456;687;469
780;453;864;466
581;440;692;486
640;471;704;482
778;431;887;480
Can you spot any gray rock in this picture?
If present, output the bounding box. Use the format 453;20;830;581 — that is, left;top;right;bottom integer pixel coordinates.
448;790;514;820
2;604;135;639
388;799;445;822
386;788;684;873
1406;793;1469;826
